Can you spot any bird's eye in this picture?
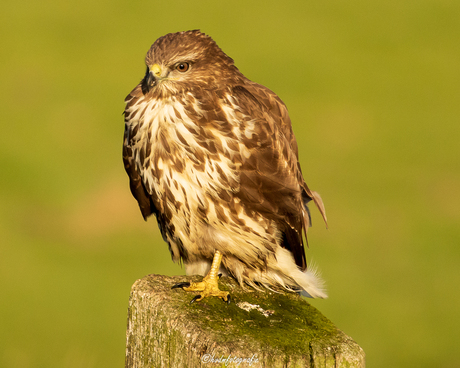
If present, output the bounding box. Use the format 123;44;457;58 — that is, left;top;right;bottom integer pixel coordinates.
176;62;190;72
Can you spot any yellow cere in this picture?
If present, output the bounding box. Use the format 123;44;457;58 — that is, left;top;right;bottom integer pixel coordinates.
150;63;162;77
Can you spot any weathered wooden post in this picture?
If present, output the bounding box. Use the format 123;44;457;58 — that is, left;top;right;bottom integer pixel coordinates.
125;274;365;367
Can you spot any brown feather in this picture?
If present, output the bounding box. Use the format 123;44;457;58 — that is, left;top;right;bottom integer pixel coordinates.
122;30;327;297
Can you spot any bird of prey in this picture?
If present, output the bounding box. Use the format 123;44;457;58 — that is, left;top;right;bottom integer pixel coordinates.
123;30;327;303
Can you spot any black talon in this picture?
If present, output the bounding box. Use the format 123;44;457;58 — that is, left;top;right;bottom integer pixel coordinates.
226;295;231;304
172;282;191;289
218;273;222;279
190;295;201;304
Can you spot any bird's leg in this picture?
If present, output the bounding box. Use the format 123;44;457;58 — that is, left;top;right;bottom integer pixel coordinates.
172;250;230;304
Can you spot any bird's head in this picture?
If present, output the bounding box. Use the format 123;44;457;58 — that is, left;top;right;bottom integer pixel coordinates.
140;30;243;96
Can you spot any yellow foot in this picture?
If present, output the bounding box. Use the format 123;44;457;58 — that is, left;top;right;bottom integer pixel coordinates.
172;275;230;304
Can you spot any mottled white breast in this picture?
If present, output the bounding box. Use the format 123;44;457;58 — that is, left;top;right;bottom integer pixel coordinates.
126;93;263;259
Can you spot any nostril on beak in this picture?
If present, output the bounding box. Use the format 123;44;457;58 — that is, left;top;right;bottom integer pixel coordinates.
151;64;162;77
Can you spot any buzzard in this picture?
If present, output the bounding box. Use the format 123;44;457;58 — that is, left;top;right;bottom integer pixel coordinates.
123;30;327;303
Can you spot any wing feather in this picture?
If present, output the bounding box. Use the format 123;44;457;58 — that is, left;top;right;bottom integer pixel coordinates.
123;125;155;220
123;87;158;221
231;82;326;270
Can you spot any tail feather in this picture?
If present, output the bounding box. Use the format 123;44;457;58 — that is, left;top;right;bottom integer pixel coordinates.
251;247;327;299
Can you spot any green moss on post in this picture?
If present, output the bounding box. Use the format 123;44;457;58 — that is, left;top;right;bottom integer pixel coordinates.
125;274;365;367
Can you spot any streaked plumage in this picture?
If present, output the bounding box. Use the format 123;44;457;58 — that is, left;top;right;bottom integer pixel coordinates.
123;30;327;298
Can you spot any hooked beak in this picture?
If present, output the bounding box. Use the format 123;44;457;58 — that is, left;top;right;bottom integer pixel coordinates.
141;64;163;95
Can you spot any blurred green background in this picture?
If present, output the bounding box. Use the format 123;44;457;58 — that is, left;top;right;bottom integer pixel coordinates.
1;0;459;367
